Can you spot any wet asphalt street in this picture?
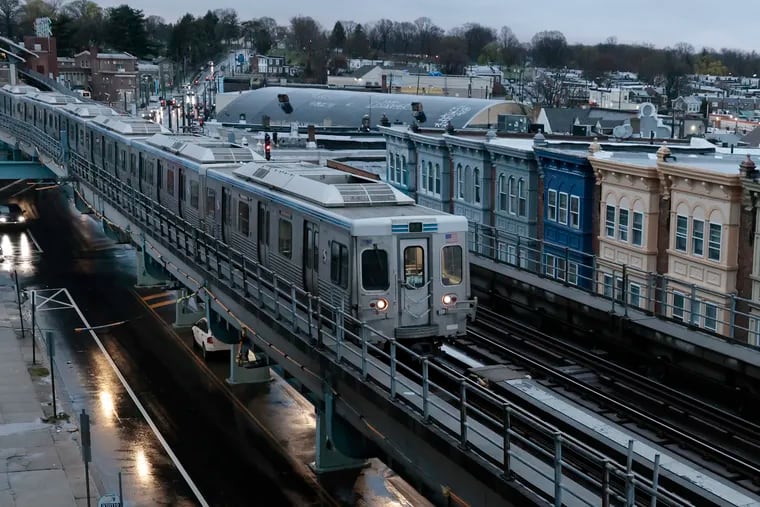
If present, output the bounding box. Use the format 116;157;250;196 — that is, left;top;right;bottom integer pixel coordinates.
10;188;330;506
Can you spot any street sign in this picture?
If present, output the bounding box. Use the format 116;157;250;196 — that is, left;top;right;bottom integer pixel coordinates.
98;494;121;507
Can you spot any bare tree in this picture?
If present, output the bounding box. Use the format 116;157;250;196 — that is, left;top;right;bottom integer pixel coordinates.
0;0;21;38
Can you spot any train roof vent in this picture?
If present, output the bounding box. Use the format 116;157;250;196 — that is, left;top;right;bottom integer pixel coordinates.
232;163;414;208
63;104;118;117
334;183;400;205
29;93;81;105
94;116;166;135
144;134;253;164
2;84;39;95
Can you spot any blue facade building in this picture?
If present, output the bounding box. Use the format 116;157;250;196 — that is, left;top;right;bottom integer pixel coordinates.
534;140;598;289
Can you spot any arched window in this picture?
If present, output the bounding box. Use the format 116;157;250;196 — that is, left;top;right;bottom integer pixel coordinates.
474;168;481;204
395;154;402;183
457;164;464;199
434;164;441;195
420;160;427;191
498;174;507;211
428;162;434;193
465;165;473;202
388;152;395;181
508;176;517;214
518;178;527;216
401;155;408;185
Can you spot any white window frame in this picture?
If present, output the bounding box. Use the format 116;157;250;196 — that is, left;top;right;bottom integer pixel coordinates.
545;253;556;278
558;192;569;225
509;177;517;214
629;283;641;308
474;168;481;204
434;164;441;196
692;218;704;256
457;164;464;199
605;204;615;237
618;208;629;242
420;161;427;191
632;211;644;247
703;301;718;331
602;273;613;297
518;178;527;217
568;261;578;286
498;175;507;211
569;195;580;229
548;189;557;221
708;222;721;261
672;291;686;321
675;215;688;252
507;244;517;266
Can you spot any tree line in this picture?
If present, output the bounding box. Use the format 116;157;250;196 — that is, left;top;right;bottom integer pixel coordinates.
1;1;759;88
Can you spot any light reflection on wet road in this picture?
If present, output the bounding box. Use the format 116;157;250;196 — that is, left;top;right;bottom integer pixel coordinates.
9;192;322;506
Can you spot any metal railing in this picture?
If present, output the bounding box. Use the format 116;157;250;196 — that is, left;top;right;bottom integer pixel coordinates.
0;112;696;506
468;221;760;350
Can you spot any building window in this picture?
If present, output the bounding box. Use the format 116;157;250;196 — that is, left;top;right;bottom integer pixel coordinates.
569;195;580;229
605;205;615;237
708;222;722;261
692;219;704;256
518;178;527;216
548;189;557;221
558;192;568;225
428;161;434;193
618;208;629;242
703;302;718;331
498;175;507;211
395;154;401;183
509;177;517;214
420;161;427;191
434;164;441;195
632;211;643;246
507;244;517;265
602;273;613;297
629;283;641;308
545;254;556;278
278;219;292;258
388;152;395;181
568;262;578;285
402;156;409;186
457;164;464;199
474;168;481;203
672;292;685;321
675;215;688;252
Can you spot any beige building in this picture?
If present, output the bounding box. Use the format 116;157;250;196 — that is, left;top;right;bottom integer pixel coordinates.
590;146;661;312
590;143;748;337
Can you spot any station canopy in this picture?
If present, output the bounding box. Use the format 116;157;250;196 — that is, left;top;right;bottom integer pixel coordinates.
216;86;508;130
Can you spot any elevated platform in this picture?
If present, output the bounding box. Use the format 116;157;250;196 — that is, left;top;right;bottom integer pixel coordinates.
0;160;57;179
470;253;760;399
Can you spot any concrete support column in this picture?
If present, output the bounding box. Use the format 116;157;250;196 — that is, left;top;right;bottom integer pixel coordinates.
311;388;365;473
172;289;204;329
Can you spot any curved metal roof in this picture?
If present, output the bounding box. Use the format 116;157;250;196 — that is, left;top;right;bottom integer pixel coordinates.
216;86;505;130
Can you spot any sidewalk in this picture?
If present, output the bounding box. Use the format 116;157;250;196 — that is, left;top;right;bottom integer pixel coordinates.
0;284;99;507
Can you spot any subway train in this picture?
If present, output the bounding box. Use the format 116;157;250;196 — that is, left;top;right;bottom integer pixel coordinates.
0;84;477;344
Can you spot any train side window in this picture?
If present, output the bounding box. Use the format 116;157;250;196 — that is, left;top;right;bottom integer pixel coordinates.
403;247;425;288
166;169;175;196
119;150;126;171
189;181;199;209
278;219;292;258
361;249;389;291
441;245;463;286
206;188;215;217
238;201;249;235
330;242;349;288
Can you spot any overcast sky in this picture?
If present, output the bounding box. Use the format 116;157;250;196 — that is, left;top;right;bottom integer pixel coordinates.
95;0;753;52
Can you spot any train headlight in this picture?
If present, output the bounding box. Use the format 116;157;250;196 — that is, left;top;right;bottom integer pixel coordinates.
370;298;389;311
442;294;457;306
0;217;6;223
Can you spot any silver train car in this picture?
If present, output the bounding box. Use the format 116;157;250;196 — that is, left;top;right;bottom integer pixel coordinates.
0;84;477;343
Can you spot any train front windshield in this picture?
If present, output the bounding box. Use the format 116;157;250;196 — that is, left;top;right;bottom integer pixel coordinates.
441;245;463;286
361;249;390;290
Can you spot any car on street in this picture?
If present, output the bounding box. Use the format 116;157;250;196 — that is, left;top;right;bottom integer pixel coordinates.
191;317;233;359
0;203;26;227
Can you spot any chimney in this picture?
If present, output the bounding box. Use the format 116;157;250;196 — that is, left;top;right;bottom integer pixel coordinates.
656;141;671;162
740;154;757;179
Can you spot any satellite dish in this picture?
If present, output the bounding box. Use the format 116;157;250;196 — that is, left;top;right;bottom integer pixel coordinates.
640;102;655;118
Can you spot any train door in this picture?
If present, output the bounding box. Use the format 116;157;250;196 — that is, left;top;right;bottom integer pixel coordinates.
303;221;319;295
399;238;431;327
257;202;270;266
178;167;186;219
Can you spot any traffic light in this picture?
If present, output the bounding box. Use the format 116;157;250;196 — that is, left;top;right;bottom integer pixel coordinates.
264;133;271;161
